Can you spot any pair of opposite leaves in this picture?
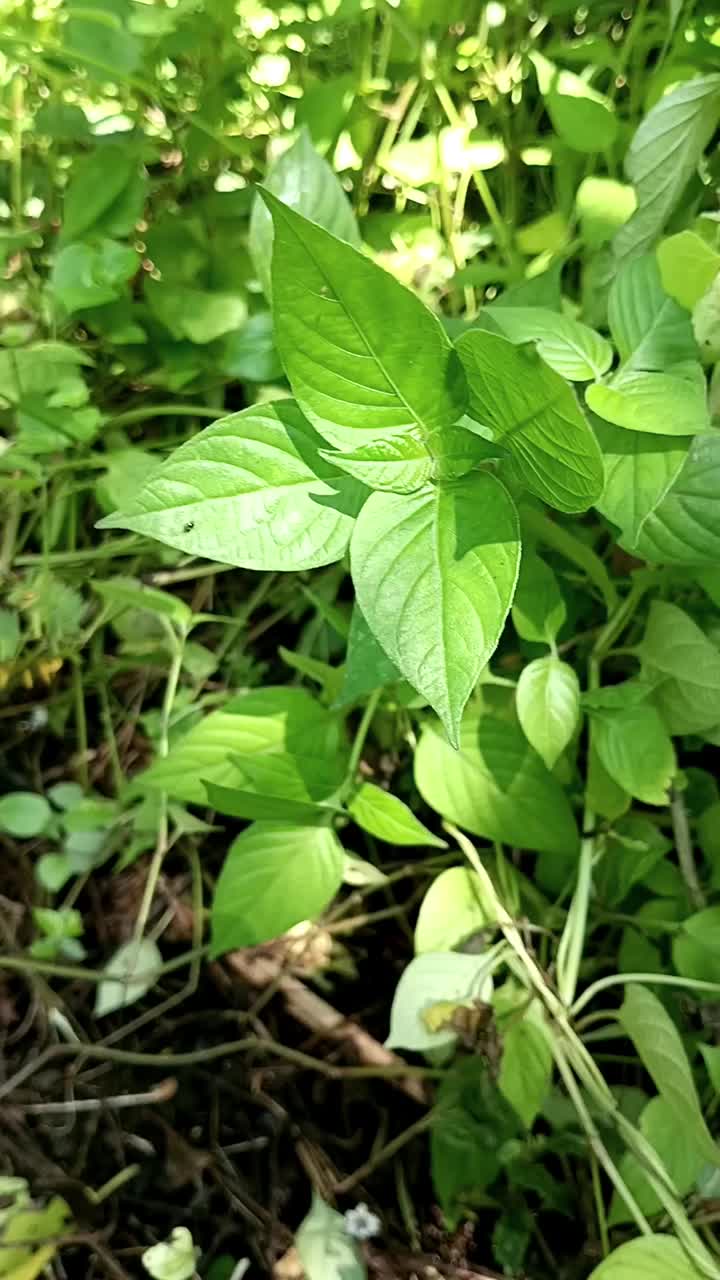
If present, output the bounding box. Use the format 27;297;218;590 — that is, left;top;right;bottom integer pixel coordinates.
100;192;603;745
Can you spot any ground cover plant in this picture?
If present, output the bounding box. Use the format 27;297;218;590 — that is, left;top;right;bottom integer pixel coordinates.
4;0;720;1277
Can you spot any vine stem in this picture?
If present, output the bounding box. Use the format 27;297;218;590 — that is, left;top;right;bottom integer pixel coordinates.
571;972;720;1020
341;687;382;802
108;404;222;428
672;783;706;910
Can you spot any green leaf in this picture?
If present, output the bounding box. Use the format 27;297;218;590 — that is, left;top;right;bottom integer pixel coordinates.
590;703;675;806
432;1057;520;1230
511;549;566;645
610;1096;707;1225
204;782;326;825
595;814;671;908
320;433;432;494
97;402;367;571
531;52;618;153
632;434;720;566
95;938;162;1017
0;792;51;838
142;1228;199;1280
516;656;580;769
348;782;445;848
295;1194;366;1280
456;329;603;513
386;952;496;1054
249;128;361;301
575;176;636;250
220;312;283;383
701;1043;720;1094
658;231;720;311
260;189;467;448
136;687;340;806
350;475;520;746
414;866;491;954
593;419;689;552
640;601;720;734
92;578;192;629
210;822;345;954
607;255;698;372
335;604;401;707
230;744;347;807
60;141;138;243
619;984;720;1167
51;240;138;313
498;1010;553;1129
586;363;708;437
586;744;631;822
614;74;720;269
415;714;579;857
486;306;612;381
146;284;247;345
673;908;720;985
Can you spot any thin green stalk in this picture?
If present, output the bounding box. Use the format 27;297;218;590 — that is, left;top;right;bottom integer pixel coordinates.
672;783;706;911
72;660;89;790
572;973;720;1020
14;535;143;567
590;1152;610;1259
108;404;222;429
341;688;382;801
133;627;186;942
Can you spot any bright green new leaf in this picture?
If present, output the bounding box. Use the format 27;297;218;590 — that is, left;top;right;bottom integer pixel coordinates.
249;128;361;300
516;656;580;769
456;329;603;512
593;419;689;551
608;255;698;371
210;822;345;954
511;549;566;645
486;306;613;381
575;176;636;250
657;230;720;311
295;1194;366;1280
350;474;520;746
414;866;491;955
586;364;708;437
386;951;496;1054
641;600;720;734
142;1228;199;1280
98;402;367;571
498;1012;553;1129
232;745;346;804
610;1095;707;1224
95;938;162;1017
415;715;579;857
531;52;618;153
260;190;467;448
320;433;432;494
614;74;720;268
620;985;720;1167
632;434;720;565
588;1235;705;1280
591;703;675;806
348;782;446;847
204;782;326;825
137;687;340;806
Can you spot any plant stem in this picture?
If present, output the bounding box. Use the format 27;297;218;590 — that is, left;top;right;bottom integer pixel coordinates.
72;660;90;790
341;688;382;801
14;535;143;567
572;972;720;1020
522;508;618;614
672;783;706;911
108;404;222;429
333;1111;434;1193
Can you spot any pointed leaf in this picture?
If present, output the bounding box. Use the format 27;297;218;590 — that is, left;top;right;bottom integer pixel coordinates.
586;363;708;437
593;419;689;551
320;433;432;494
386;952;496;1053
260;189;467;448
456;329;603;513
97;402;367;570
511;549;566;645
640;600;720;734
591;703;675;806
619;984;720;1166
249;127;361;300
498;1012;553;1130
95;938;161;1017
336;604;401;707
531;52;617;153
608;255;697;372
295;1194;366;1280
348;782;446;848
350;475;520;745
414;867;491;955
588;1235;707;1280
632;434;720;565
210;822;345;954
487;306;613;381
415;714;579;857
657;230;720;311
516;656;580;769
613;74;720;268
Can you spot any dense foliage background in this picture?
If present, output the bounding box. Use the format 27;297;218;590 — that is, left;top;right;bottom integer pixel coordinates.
4;2;720;1278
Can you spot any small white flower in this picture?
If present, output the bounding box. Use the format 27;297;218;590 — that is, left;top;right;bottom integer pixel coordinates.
343;1202;381;1241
